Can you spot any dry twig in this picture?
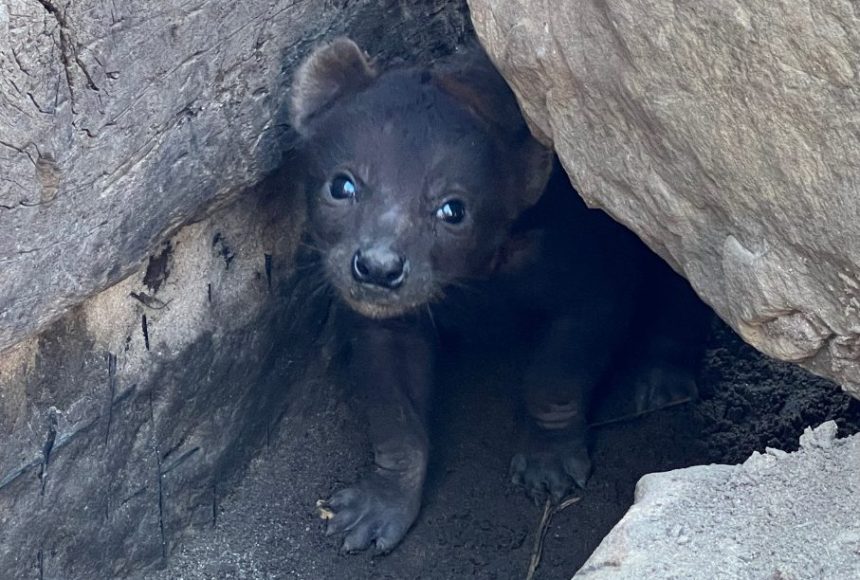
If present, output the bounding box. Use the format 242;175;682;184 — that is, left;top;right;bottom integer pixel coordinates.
525;495;582;580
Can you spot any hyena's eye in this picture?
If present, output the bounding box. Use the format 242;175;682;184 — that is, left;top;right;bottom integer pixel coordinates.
329;173;357;200
435;199;466;224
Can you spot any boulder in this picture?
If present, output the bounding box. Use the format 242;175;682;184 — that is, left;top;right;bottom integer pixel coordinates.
0;167;329;577
574;421;860;579
468;0;860;397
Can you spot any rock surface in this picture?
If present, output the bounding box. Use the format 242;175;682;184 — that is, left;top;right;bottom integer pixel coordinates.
468;0;860;397
0;0;472;353
575;421;860;579
0;167;324;578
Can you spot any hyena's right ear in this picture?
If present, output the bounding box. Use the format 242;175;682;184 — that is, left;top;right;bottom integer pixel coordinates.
290;38;377;136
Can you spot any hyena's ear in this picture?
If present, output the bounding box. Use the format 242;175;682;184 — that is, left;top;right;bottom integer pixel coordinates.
290;38;377;136
516;134;554;211
432;46;552;210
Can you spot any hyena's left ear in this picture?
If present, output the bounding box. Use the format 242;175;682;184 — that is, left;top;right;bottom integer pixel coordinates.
290;38;377;136
432;45;552;210
514;133;554;211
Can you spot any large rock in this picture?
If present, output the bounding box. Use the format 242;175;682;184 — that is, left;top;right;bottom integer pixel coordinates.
0;167;327;578
575;422;860;579
0;0;472;353
468;0;860;397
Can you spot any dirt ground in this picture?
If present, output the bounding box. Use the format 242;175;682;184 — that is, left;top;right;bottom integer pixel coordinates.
143;319;860;580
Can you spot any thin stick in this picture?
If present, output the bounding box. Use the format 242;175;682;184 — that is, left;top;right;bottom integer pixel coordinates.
525;495;582;580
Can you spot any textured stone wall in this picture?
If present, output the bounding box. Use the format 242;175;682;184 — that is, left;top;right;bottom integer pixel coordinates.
0;168;323;577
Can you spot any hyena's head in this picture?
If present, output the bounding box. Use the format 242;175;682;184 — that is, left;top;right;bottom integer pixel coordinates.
290;38;551;319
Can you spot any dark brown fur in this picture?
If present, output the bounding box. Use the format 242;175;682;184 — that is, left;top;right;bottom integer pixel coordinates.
290;38;707;553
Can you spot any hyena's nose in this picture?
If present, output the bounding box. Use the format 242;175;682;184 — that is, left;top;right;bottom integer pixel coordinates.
352;247;407;289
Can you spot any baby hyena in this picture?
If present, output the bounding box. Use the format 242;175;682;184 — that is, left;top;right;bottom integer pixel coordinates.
290;38;706;553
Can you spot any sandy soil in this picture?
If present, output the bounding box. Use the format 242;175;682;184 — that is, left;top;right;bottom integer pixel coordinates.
143;320;860;580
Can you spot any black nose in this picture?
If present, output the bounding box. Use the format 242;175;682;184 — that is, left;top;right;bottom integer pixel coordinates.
352;248;407;289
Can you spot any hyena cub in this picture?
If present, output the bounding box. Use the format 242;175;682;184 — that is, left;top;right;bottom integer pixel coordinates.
289;38;705;553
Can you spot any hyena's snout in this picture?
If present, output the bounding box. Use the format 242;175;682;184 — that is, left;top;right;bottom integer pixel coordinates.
351;245;408;290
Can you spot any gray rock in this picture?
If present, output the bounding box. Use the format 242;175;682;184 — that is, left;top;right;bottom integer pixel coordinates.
574;421;860;579
468;0;860;398
0;167;322;578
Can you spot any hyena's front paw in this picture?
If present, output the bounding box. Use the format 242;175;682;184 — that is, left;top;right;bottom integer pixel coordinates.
510;434;592;503
317;472;422;553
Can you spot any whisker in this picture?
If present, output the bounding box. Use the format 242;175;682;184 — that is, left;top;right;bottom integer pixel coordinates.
425;304;439;339
292;260;323;272
446;279;483;297
297;240;325;254
308;279;334;303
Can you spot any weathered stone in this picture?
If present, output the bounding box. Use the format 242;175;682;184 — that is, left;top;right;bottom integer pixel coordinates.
0;168;322;577
468;0;860;397
574;422;860;579
0;0;472;353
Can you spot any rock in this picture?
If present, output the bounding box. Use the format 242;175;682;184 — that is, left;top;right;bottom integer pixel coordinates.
0;0;472;353
0;166;321;577
468;0;860;398
0;2;473;576
574;421;860;579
